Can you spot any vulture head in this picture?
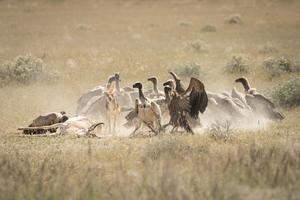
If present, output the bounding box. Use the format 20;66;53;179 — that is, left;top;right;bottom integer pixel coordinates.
163;86;172;94
163;79;175;89
59;111;69;123
60;111;66;115
60;115;69;123
106;75;116;88
114;73;121;82
147;76;158;84
133;82;143;90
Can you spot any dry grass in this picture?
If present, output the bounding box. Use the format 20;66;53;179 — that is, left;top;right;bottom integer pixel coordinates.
0;0;300;199
1;109;300;200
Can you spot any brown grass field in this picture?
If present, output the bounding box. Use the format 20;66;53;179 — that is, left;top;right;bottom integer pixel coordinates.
0;0;300;199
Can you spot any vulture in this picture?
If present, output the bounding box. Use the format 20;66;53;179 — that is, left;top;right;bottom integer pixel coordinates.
76;75;116;114
22;111;69;135
128;82;163;136
147;76;164;98
112;73;133;107
77;73;132;118
235;77;284;120
165;75;208;134
19;116;103;137
124;85;171;128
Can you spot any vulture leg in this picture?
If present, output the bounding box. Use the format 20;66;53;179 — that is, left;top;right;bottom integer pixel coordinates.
130;121;142;138
113;115;117;134
143;121;158;135
179;112;194;134
107;114;111;134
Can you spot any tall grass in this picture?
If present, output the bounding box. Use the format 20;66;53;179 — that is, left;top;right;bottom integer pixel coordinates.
1;127;300;200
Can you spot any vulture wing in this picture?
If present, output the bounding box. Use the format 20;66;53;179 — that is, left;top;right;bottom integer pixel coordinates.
125;99;139;121
252;93;275;109
182;77;208;118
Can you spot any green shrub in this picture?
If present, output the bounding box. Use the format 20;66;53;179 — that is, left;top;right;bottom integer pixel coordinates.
178;21;192;27
226;14;242;25
271;78;300;108
0;55;59;87
263;57;300;78
225;55;249;74
170;62;203;78
201;25;217;32
184;40;209;53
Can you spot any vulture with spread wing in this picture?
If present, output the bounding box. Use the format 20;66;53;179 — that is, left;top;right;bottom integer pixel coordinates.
165;73;208;134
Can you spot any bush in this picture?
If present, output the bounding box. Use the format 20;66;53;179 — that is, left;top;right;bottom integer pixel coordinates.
263;57;300;78
178;21;192;27
271;78;300;108
225;55;249;74
0;55;59;87
201;25;217;32
184;40;209;53
170;62;203;78
226;14;242;25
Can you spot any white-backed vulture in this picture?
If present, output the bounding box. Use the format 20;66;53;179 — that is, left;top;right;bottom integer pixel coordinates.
124;85;171;128
113;73;133;107
129;82;163;136
77;73;132;118
76;75;115;114
235;77;284;120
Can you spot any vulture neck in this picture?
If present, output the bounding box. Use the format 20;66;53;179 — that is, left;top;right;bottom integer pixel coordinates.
239;79;251;92
176;81;185;95
153;81;159;94
138;88;147;103
164;91;171;103
115;79;121;93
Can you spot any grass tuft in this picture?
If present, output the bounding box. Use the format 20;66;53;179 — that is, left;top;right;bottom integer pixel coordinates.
184;40;209;53
201;25;217;32
169;62;204;78
225;55;249;74
226;14;242;25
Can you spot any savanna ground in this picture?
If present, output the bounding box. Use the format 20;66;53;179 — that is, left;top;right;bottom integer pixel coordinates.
0;0;300;199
